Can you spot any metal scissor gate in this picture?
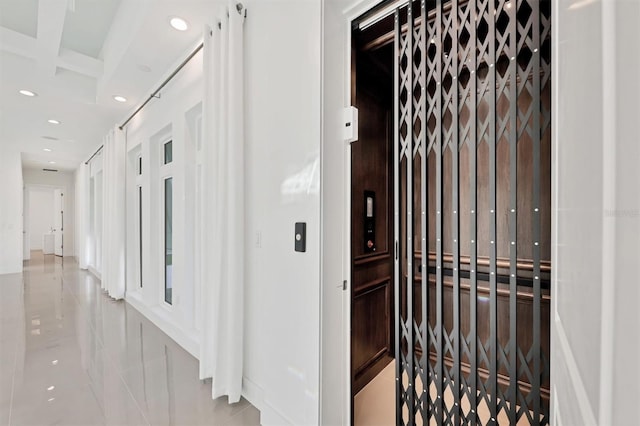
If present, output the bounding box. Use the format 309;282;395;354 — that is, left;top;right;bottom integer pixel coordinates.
392;0;551;424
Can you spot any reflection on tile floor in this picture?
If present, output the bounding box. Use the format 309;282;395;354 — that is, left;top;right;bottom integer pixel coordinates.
0;251;260;426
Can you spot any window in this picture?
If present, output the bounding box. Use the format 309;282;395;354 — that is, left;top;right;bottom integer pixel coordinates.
138;186;143;288
164;141;173;164
164;177;173;304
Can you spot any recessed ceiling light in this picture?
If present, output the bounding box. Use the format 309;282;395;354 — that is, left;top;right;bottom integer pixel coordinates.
113;95;127;103
42;136;59;141
47;385;55;391
48;161;56;164
170;17;189;31
19;89;37;97
43;148;52;152
47;119;60;125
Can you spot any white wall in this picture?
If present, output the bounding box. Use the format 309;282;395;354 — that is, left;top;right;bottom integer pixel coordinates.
120;2;324;424
242;1;322;425
0;148;23;275
552;0;640;424
23;168;75;257
27;187;54;250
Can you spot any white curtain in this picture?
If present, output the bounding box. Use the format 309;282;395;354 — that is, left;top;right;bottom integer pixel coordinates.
75;162;89;269
199;1;245;403
100;126;127;300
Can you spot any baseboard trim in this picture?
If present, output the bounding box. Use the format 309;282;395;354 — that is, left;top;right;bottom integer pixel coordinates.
125;293;200;359
261;400;295;426
242;376;264;412
87;266;101;280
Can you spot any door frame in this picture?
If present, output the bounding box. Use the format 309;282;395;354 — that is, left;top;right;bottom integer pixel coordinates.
24;183;66;257
341;1;398;423
338;0;558;424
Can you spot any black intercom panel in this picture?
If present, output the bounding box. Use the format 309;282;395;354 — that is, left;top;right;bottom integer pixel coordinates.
295;222;306;252
364;190;375;253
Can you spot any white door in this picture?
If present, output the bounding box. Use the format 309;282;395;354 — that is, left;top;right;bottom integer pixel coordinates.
54;189;64;256
23;186;30;260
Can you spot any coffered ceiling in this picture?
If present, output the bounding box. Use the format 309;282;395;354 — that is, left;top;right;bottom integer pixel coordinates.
0;0;218;171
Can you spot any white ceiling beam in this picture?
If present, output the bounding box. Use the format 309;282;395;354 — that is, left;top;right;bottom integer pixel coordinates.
95;0;152;103
58;48;103;78
0;27;103;79
36;0;69;78
0;27;37;58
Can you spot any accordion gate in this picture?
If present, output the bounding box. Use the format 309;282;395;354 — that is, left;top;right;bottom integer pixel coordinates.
391;0;551;424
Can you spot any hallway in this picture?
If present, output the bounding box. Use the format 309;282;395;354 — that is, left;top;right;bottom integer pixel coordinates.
0;252;259;426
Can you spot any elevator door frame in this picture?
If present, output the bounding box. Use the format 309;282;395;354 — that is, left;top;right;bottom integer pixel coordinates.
344;0;552;424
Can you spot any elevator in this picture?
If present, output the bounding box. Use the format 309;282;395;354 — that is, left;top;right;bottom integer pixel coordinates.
351;0;551;424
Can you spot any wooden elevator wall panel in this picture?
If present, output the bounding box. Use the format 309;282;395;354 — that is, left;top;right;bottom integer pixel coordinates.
424;84;552;265
351;52;394;395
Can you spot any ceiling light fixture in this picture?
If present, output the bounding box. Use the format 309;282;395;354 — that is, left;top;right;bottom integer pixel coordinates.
48;119;60;125
113;95;127;103
43;148;52;152
19;90;37;97
170;17;189;31
48;161;56;164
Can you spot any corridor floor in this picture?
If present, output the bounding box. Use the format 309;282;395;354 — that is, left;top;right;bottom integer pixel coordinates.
0;251;260;426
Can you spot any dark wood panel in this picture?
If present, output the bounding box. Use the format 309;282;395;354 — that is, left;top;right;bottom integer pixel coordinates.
351;50;395;398
423;83;552;263
352;281;391;394
353;255;392;294
412;276;551;395
351;91;391;258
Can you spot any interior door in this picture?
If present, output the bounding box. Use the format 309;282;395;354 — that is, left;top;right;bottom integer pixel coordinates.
53;189;64;256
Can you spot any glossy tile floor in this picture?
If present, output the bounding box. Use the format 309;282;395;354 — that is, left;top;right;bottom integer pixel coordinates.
0;251;260;426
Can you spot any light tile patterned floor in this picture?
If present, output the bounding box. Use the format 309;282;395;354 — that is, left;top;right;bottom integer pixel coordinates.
0;251;260;426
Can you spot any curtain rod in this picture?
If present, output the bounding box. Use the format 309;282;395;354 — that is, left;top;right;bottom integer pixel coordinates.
85;144;104;165
119;42;204;130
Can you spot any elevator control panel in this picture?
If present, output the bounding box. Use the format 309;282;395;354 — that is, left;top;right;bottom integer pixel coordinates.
364;190;375;253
